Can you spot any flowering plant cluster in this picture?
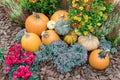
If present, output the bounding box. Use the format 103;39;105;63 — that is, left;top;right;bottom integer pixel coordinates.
4;43;36;80
68;0;114;35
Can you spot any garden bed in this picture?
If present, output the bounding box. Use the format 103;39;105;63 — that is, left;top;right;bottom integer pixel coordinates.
0;0;120;80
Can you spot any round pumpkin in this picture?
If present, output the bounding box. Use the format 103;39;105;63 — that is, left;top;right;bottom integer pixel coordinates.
21;32;41;52
78;35;100;51
55;20;71;35
47;20;56;30
51;10;68;22
89;49;110;70
64;30;78;44
41;30;60;45
25;12;49;35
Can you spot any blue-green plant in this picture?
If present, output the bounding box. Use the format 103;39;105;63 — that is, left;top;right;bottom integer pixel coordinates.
54;43;88;73
0;46;6;62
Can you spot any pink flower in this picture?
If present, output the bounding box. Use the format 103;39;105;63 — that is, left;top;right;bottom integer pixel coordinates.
5;66;10;74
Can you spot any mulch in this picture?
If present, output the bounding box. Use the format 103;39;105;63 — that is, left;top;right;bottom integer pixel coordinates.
0;2;120;80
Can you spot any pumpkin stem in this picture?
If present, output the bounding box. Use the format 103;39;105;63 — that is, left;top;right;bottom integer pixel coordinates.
41;31;49;38
24;30;30;37
33;12;40;19
99;49;110;58
88;34;92;39
59;14;65;20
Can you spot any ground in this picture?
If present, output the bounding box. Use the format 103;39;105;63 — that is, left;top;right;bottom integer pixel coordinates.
0;2;120;80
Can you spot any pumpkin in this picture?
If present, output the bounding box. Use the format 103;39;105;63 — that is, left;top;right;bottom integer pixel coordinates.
25;12;49;35
21;32;41;52
89;49;110;70
47;20;56;30
55;20;71;35
51;10;68;22
41;30;60;45
64;30;78;44
78;35;100;51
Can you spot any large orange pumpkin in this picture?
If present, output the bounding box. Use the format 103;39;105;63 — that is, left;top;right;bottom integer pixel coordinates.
89;49;110;70
41;30;60;45
51;10;68;22
25;12;49;35
21;32;41;52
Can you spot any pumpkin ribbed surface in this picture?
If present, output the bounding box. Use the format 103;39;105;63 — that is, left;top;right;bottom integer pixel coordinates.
21;33;41;52
41;30;60;45
51;10;68;22
89;49;110;70
25;13;49;35
78;35;100;51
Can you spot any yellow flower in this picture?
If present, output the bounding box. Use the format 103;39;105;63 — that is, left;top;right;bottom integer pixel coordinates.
84;0;88;3
81;21;85;26
73;16;81;21
29;0;37;3
103;14;108;20
83;31;89;35
97;23;102;26
101;6;106;11
79;6;84;10
84;15;89;22
88;25;94;32
99;12;103;16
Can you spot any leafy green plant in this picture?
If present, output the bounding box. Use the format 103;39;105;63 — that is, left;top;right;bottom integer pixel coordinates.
54;43;88;73
35;40;88;73
2;0;23;22
21;0;60;17
95;4;120;46
0;46;6;62
35;40;68;61
99;37;117;54
68;0;114;35
15;29;25;43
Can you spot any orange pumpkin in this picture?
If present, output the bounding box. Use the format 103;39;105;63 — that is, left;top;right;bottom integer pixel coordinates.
25;12;49;35
89;49;110;70
41;30;60;45
21;32;41;52
51;10;68;22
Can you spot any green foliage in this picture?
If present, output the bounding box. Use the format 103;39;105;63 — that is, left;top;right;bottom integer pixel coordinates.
15;29;25;43
0;46;6;62
2;0;23;22
95;6;120;46
35;40;68;61
35;40;88;73
54;43;88;73
68;0;114;35
21;0;60;16
99;37;117;54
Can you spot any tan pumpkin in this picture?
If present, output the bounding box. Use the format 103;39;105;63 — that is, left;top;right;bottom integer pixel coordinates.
51;10;68;22
41;30;60;45
64;30;78;44
21;32;41;52
78;35;100;51
25;12;49;35
47;20;56;30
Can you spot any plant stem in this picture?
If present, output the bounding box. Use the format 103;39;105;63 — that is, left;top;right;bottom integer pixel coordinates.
33;12;40;19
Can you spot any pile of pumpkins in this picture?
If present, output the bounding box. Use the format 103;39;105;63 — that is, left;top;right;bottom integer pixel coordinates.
21;10;110;71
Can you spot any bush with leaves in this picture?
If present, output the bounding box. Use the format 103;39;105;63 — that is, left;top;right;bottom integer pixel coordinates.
54;43;88;73
35;40;88;73
0;46;6;62
21;0;60;17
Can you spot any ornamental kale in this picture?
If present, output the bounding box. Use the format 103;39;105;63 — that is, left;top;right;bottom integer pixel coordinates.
54;43;88;73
